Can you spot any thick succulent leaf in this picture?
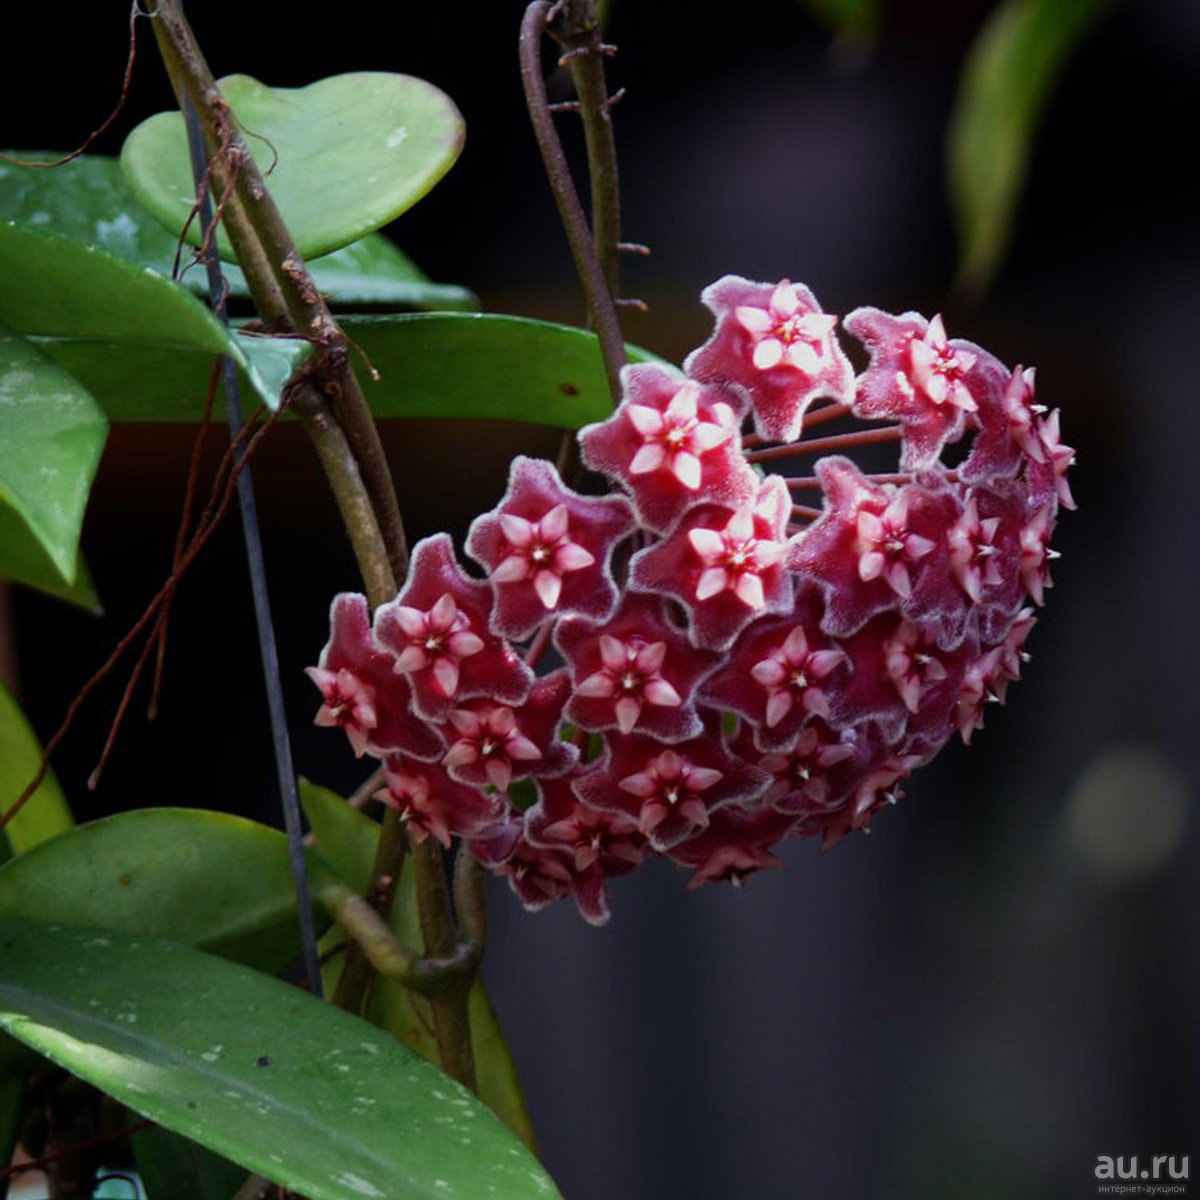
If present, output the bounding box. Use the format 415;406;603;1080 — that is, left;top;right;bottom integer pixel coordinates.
0;498;101;611
34;330;311;424
0;221;299;410
300;779;537;1149
0;1074;25;1200
0;153;475;310
0;808;336;974
39;313;655;428
0;681;73;858
299;777;379;896
132;1123;249;1200
343;313;659;429
948;0;1112;291
121;73;465;261
0;920;562;1200
0;323;107;586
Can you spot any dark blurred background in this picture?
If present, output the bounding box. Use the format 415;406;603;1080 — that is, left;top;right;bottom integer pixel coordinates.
2;2;1197;1197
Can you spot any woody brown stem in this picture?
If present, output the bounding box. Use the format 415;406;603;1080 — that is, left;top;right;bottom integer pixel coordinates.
147;0;478;1089
520;0;626;406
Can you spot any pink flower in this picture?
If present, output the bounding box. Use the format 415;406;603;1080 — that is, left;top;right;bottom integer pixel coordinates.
309;271;1072;921
575;714;769;852
467;456;635;639
686;275;854;443
374;534;532;720
630;477;793;650
667;803;796;889
443;670;575;793
377;755;505;848
555;592;720;742
579;364;755;531
525;774;646;924
306;594;443;761
845;307;1007;469
703;587;848;750
788;458;964;645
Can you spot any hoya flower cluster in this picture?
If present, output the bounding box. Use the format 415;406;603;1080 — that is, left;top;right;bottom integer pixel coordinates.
308;275;1073;924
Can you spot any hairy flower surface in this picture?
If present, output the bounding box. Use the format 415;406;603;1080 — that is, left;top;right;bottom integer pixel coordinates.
309;272;1073;923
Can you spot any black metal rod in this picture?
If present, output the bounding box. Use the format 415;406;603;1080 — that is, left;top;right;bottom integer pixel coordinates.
181;99;323;998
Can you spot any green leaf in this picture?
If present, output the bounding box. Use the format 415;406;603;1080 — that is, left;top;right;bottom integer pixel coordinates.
299;780;537;1150
121;73;465;261
36;313;657;428
0;808;334;973
133;1123;248;1200
0;680;73;857
0;323;107;585
0;919;562;1200
0;498;101;611
33;330;311;424
299;777;379;896
0;153;476;311
342;313;660;429
948;0;1112;292
0;221;301;410
0;1074;25;1200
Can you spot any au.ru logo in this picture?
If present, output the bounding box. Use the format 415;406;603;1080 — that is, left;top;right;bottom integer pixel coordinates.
1095;1155;1189;1187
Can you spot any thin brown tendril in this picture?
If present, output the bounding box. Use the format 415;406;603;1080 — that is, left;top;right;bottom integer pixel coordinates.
0;3;142;169
148;358;221;719
1;408;278;830
0;1120;152;1180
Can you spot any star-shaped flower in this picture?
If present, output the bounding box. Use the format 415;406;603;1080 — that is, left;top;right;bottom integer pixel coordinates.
703;586;849;750
630;476;793;650
306;593;443;761
574;715;769;852
374;534;532;720
686;275;854;443
555;592;720;742
442;669;576;792
845;307;1007;469
579;364;755;531
377;755;505;848
467;456;635;639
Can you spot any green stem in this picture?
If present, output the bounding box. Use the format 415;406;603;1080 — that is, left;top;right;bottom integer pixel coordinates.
148;0;409;586
412;838;478;1091
147;0;479;1090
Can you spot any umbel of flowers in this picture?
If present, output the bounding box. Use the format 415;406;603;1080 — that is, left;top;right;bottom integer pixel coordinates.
308;276;1074;924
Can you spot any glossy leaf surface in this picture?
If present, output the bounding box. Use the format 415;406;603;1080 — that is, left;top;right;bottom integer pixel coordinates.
0;808;334;973
0;153;475;310
0;323;107;587
299;780;537;1148
34;330;312;424
0;920;562;1200
121;73;465;261
0;221;300;410
0;681;73;858
948;0;1112;291
343;313;657;428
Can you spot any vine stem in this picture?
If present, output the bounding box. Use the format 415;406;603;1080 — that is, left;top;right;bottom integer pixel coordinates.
146;0;479;1090
520;0;627;405
547;0;624;302
148;0;409;589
